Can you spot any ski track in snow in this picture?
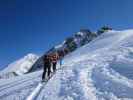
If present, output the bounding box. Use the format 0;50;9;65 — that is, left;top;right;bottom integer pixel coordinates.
1;30;133;100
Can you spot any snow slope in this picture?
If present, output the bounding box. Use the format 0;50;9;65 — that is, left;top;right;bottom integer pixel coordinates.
0;53;39;78
0;29;133;100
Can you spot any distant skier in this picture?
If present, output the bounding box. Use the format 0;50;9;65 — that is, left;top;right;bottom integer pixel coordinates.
50;52;59;73
42;54;51;81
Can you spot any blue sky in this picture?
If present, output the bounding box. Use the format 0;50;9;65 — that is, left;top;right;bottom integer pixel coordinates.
0;0;133;69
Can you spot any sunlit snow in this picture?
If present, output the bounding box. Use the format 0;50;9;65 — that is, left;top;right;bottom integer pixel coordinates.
0;30;133;100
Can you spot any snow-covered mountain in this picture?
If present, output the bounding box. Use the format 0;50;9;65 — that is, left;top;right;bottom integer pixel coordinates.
47;29;97;54
0;28;107;79
29;29;99;73
0;29;133;100
0;53;39;78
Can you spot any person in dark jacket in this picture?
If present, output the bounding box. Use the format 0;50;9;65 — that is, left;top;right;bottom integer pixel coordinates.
42;54;51;81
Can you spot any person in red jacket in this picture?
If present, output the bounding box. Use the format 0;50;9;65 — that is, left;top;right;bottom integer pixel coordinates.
50;52;59;73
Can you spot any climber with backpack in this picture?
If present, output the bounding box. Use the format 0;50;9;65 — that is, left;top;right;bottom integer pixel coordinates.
42;54;51;82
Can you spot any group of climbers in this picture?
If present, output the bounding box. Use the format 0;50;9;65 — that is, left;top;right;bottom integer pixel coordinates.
41;26;112;82
42;51;65;82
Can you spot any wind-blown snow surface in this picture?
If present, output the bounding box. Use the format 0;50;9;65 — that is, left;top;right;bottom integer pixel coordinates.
0;30;133;100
